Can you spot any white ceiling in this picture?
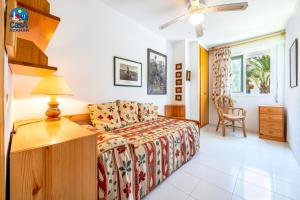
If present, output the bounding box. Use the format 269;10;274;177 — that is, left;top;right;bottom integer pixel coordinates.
100;0;298;48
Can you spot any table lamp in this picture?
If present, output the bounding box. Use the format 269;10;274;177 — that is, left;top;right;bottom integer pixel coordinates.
31;75;72;121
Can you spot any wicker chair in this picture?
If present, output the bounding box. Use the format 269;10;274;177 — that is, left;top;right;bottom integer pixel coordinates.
215;95;247;137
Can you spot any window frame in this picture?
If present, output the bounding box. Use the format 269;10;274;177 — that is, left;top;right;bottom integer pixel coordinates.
231;55;244;94
231;49;273;97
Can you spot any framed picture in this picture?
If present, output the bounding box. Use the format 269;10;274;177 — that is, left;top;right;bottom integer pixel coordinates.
114;56;142;87
176;79;182;85
176;63;182;70
175;95;182;101
290;39;298;88
186;70;191;81
176;87;182;93
147;48;167;94
176;71;182;78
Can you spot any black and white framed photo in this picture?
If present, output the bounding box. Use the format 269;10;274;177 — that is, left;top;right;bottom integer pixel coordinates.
114;56;142;87
290;39;298;88
147;48;167;95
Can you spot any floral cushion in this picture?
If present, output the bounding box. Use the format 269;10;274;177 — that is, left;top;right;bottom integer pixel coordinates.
138;103;158;121
116;100;139;125
88;103;122;131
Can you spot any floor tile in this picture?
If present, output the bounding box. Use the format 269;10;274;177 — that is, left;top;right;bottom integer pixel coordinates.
183;162;237;193
238;168;273;190
234;180;275;200
274;194;293;200
272;169;300;185
232;195;245;200
166;170;200;194
145;181;189;200
143;126;300;200
273;179;300;200
190;180;232;200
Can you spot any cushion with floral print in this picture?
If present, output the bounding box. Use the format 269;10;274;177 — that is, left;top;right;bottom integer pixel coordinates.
88;102;122;131
138;103;158;122
116;100;139;126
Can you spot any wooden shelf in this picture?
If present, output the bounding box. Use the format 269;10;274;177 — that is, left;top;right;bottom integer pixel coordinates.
9;60;57;77
5;0;60;56
8;38;57;77
14;38;48;65
16;2;60;51
5;0;60;77
17;0;50;13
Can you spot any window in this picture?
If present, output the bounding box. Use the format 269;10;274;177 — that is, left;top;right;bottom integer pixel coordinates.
231;56;243;93
246;50;271;94
231;50;271;95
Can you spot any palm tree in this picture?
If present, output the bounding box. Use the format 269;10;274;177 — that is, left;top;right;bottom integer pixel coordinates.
246;55;270;94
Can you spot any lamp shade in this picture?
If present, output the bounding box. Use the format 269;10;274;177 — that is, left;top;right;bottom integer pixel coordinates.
31;75;72;95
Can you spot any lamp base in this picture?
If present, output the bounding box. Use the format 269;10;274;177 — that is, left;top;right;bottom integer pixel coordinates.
45;101;61;121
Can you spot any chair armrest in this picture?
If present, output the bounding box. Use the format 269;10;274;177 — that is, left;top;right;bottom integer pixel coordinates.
228;107;246;116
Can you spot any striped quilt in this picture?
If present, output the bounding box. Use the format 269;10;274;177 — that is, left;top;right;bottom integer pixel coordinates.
83;117;200;200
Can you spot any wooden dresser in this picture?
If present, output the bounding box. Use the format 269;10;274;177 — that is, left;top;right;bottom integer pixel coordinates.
259;105;285;142
10;118;97;200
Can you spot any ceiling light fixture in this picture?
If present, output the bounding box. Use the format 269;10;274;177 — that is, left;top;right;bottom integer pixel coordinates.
189;13;204;25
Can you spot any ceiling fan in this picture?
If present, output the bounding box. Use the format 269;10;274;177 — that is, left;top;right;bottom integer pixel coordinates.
159;0;248;37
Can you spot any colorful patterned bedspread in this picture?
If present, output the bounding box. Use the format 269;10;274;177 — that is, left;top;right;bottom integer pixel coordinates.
83;117;200;200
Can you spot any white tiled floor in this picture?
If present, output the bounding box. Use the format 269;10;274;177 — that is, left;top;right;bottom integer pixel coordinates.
143;126;300;200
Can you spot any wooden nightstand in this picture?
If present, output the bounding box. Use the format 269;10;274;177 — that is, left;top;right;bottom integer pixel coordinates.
10;118;97;200
259;105;285;142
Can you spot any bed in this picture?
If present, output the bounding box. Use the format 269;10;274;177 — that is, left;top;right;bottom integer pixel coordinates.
75;116;200;200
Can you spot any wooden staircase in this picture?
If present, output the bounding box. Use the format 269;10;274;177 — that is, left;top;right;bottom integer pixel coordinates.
5;0;60;77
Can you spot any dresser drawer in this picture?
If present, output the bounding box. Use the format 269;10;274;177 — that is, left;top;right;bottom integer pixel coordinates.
260;113;283;122
260;106;284;115
260;128;284;137
260;121;283;131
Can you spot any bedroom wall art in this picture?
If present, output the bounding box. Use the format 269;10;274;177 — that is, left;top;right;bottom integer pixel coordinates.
175;63;183;101
147;48;167;94
290;39;298;88
114;56;142;87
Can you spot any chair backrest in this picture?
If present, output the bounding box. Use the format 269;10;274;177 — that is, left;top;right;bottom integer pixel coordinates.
215;95;234;115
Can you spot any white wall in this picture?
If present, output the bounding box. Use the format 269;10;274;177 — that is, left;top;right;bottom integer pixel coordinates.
169;40;200;121
3;52;14;193
170;41;186;105
13;0;174;120
284;1;300;164
209;36;285;132
186;41;199;120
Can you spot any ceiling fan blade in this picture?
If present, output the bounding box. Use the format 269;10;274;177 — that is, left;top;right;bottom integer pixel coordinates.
195;24;204;37
159;13;190;30
202;2;248;13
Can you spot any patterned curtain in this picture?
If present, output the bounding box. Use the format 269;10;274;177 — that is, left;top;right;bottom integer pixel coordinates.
212;47;232;103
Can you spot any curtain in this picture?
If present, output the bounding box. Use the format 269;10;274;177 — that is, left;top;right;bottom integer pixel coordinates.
212;47;232;102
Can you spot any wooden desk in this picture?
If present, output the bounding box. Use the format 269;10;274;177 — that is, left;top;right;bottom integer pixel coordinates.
10;118;97;200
